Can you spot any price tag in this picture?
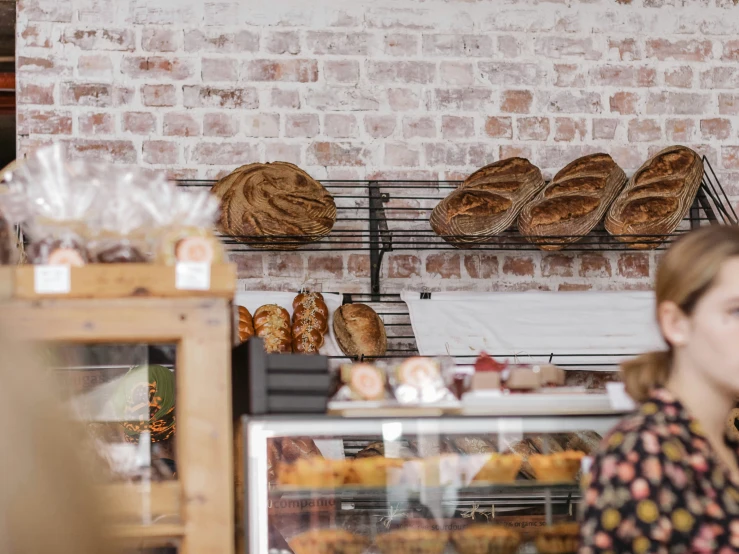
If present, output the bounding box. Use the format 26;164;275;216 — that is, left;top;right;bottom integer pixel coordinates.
34;265;71;294
606;382;637;411
175;262;210;291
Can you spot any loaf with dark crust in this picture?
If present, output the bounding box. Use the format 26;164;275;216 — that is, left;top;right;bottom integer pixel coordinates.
430;157;546;247
605;145;703;249
333;304;387;358
211;161;336;249
518;153;627;250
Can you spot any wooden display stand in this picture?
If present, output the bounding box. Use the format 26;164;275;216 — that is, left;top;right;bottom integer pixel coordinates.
0;264;236;554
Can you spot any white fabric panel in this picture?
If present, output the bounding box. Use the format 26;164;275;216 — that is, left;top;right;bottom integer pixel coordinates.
401;291;664;369
234;291;344;356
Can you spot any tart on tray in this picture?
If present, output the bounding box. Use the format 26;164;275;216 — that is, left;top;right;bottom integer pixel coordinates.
374;529;449;554
529;451;585;483
451;524;522;554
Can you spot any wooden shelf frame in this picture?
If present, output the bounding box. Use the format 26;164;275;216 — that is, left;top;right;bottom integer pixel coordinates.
0;291;235;554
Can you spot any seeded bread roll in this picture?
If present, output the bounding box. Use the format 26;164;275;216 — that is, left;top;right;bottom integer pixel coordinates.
333;304;387;358
253;304;292;353
237;306;255;343
518;153;628;250
430;157;545;247
605;145;703;249
291;292;329;354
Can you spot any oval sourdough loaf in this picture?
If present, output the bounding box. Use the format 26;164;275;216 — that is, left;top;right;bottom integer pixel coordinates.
430;157;545;247
333;304;387;357
605;145;703;249
211;161;336;249
518;153;627;250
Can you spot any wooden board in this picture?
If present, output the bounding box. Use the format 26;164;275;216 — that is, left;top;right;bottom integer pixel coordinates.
99;481;181;522
13;263;236;300
0;265;13;299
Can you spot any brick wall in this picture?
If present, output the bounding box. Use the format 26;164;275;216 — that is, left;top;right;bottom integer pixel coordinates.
16;0;739;293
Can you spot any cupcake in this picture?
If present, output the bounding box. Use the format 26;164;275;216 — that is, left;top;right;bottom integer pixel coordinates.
345;457;405;487
374;529;448;554
289;529;370;554
529;451;585;483
471;453;523;484
451;525;521;554
277;457;348;488
535;522;580;554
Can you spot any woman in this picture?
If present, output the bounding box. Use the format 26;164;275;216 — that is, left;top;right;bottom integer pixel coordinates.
580;225;739;553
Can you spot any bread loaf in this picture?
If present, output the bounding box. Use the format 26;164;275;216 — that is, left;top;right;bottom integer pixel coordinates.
253;304;292;353
430;158;545;247
291;292;329;354
518;153;627;250
605;145;703;249
237;306;255;343
211;161;336;249
333;304;387;358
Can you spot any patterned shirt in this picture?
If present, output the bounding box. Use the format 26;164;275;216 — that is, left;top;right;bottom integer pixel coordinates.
579;388;739;554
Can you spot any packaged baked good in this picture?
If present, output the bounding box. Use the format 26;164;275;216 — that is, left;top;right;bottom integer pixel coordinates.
470;352;508;392
374;529;448;554
529;451;585;482
288;529;370;554
535;522;580;554
390;357;455;404
335;362;388;401
292;292;329;354
139;181;224;264
0;144;100;264
452;525;521;554
505;366;541;391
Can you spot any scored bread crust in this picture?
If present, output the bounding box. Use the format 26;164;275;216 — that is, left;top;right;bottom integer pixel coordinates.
430;158;545;247
518;153;627;250
605;145;703;249
332;304;387;358
211;161;336;250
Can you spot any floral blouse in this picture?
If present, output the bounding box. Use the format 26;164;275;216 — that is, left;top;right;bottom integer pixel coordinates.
579;388;739;554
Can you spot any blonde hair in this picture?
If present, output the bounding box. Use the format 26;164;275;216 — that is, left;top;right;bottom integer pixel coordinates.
0;325;111;554
622;225;739;402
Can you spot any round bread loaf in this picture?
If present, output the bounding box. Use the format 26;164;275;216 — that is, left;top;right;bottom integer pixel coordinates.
212;161;336;249
333;304;387;358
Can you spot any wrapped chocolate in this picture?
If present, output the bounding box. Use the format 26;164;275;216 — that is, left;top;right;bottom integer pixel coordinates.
140;182;225;265
0;144;100;265
389;357;456;404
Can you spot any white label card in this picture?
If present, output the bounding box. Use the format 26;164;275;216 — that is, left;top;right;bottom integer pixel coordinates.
175;262;211;291
34;265;71;294
606;382;637;411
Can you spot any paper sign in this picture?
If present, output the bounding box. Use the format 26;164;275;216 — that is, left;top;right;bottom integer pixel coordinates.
606;382;637;411
34;265;71;294
175;263;210;291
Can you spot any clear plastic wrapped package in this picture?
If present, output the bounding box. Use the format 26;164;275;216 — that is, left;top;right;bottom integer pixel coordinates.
140;181;225;265
389;356;457;404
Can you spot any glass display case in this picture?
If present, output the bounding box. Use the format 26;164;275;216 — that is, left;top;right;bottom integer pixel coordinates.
242;410;629;554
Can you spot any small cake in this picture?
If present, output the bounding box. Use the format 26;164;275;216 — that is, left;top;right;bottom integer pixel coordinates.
342;363;386;401
537;364;565;387
529;451;585;482
345;457;404;487
471;453;523;484
289;529;370;554
505;366;541;391
374;529;449;554
276;457;348;488
452;525;521;554
535;522;580;554
396;357;441;388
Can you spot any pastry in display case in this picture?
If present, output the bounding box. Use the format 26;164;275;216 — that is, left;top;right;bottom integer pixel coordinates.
242;409;626;554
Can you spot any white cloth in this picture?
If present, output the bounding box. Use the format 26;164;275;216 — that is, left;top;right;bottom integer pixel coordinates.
401;291;664;369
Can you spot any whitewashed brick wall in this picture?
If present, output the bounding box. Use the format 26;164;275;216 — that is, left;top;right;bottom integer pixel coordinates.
16;0;739;292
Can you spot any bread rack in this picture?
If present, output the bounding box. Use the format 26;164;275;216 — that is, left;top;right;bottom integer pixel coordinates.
179;156;736;298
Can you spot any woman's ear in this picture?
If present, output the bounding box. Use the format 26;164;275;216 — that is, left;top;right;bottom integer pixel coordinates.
658;300;690;347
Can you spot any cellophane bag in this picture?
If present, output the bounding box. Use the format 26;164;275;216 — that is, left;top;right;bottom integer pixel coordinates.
0;144;100;265
85;168;170;263
140;181;225;265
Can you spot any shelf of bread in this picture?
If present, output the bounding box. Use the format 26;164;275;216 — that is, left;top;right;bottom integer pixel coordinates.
9;262;236;299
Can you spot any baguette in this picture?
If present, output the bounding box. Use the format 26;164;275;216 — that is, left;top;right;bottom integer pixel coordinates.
253;304;292;353
518;153;627;250
605;145;703;249
430;157;545;247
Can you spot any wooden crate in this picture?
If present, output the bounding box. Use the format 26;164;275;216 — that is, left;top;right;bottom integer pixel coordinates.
0;264;236;554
